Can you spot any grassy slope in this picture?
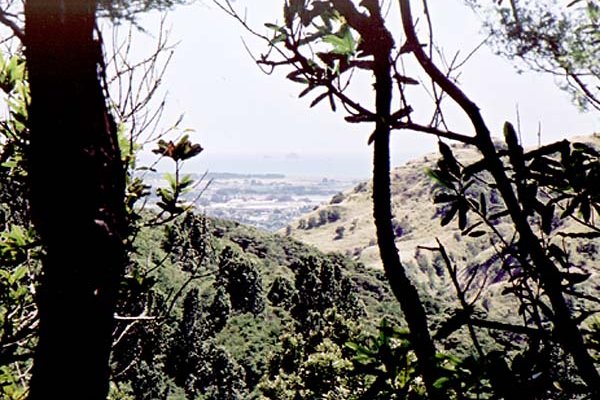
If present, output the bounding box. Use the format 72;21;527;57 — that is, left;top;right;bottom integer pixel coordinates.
283;145;479;268
283;135;600;324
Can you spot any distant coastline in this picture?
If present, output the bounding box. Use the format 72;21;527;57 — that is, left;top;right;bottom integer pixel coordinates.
147;151;418;180
205;172;286;180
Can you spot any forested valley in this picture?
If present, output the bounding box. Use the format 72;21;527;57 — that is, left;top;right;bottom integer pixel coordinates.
0;0;599;399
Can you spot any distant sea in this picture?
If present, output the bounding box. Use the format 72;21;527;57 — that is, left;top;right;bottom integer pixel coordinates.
155;151;418;179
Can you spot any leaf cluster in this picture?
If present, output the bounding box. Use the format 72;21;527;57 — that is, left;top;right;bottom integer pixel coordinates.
466;0;600;111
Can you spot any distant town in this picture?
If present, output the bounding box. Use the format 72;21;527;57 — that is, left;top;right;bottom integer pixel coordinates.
144;171;361;231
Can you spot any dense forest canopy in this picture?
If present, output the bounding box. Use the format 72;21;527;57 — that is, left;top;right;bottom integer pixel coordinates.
0;0;598;399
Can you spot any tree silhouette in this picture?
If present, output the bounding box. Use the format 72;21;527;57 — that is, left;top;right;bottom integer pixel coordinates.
24;1;126;398
215;0;443;396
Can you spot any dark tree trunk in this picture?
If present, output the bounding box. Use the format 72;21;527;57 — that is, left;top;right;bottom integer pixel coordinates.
24;1;126;398
328;1;441;395
372;136;443;399
367;10;443;400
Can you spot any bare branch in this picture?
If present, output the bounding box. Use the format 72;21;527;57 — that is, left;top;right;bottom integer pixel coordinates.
0;10;24;42
392;121;477;145
399;0;492;140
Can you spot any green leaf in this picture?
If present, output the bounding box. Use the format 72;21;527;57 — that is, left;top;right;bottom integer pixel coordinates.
10;265;27;283
180;174;194;188
488;210;509;221
541;204;555;234
433;192;456;204
503;122;519;150
287;70;307;83
264;23;284;32
438;141;460;177
271;33;287;44
163;172;177;190
462;221;483;236
298;84;316;98
468;230;486;238
561;197;580;219
323;25;356;56
433;376;451;389
458;203;468;230
579;199;591;222
480;192;487;216
157;187;174;203
345;341;376;357
426;167;453;189
179;175;194;193
152;135;203;162
561;271;591;285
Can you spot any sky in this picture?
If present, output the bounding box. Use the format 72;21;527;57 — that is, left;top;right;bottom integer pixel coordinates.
129;0;599;178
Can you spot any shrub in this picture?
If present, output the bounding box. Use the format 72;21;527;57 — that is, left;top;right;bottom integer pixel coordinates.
330;192;345;204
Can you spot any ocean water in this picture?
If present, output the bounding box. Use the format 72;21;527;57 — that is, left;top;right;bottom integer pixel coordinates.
168;151;417;179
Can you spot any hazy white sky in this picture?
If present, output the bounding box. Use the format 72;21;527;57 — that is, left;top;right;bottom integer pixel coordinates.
131;0;599;177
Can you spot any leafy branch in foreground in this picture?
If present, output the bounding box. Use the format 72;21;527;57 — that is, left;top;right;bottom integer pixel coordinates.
150;134;205;222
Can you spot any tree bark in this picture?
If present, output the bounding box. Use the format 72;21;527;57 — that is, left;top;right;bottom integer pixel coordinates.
325;0;442;396
25;1;126;398
370;64;443;400
358;4;443;399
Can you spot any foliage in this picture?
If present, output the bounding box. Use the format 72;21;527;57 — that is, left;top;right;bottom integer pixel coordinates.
0;50;37;398
346;320;426;399
330;191;345;204
151;135;205;219
163;211;216;274
334;225;345;239
298;208;342;230
290;254;364;333
466;0;600;111
428;128;600;397
1;0;598;398
0;18;205;394
217;246;266;315
267;276;296;309
107;213;399;399
107;130;598;399
165;287;246;399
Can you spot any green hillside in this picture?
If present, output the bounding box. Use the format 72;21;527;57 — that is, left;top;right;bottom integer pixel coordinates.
107;214;406;399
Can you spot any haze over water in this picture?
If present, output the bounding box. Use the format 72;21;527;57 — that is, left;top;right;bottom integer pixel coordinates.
182;150;416;179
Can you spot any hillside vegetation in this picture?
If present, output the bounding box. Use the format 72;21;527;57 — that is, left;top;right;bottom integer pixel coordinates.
1;1;599;391
285;135;600;326
287;136;598;265
110;215;406;399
